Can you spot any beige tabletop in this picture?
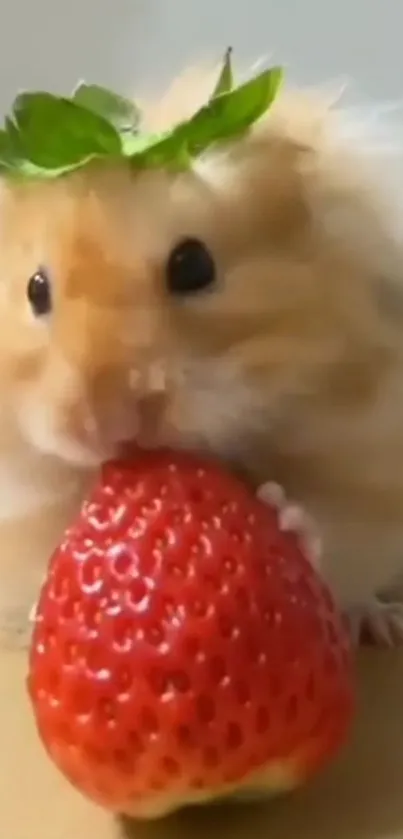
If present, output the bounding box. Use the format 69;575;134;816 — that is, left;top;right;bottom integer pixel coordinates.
1;647;402;839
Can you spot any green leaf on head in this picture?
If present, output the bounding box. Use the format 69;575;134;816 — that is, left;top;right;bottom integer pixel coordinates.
0;50;284;180
211;47;234;97
73;83;141;133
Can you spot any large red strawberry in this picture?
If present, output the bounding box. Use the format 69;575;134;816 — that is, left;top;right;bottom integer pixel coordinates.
28;450;354;819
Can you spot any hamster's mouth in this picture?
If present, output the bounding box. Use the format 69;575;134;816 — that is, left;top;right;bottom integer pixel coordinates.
117;439;158;459
57;431;166;470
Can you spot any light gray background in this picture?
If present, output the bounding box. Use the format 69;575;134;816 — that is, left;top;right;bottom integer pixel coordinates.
0;0;399;114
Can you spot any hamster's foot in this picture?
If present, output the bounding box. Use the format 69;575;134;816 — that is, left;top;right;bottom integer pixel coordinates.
256;481;322;569
347;598;403;647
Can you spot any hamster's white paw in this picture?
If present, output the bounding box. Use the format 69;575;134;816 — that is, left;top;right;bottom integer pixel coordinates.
347;598;403;647
29;600;38;624
256;481;322;570
28;573;47;627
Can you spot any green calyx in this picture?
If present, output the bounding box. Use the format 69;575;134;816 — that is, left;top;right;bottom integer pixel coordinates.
0;49;284;180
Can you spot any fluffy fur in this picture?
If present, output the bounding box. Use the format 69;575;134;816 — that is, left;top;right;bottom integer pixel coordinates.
1;65;403;644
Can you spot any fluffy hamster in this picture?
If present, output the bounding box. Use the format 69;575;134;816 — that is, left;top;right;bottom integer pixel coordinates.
1;66;403;646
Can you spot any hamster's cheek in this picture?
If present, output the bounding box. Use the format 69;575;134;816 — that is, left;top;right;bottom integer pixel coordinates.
11;353;105;466
15;394;102;467
161;355;268;459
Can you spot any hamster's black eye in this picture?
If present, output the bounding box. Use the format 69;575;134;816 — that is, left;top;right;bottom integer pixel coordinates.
166;238;216;296
27;268;52;316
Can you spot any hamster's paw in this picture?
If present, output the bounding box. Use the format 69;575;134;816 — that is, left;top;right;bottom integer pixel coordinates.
29;600;38;624
347;598;403;647
256;481;322;570
28;573;47;627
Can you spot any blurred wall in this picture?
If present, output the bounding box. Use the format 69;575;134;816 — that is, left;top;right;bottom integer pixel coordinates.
0;0;400;114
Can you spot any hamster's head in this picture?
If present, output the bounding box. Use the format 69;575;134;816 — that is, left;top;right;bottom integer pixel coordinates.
0;82;402;470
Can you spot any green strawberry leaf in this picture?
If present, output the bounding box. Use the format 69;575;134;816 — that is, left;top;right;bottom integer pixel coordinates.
135;136;191;170
123;63;283;169
73;83;140;133
0;51;284;179
120;129;169;157
0;126;19;168
181;65;284;156
211;47;234;97
121;126;191;169
12;92;121;168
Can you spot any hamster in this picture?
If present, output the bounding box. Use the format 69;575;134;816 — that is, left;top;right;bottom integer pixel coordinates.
1;66;403;647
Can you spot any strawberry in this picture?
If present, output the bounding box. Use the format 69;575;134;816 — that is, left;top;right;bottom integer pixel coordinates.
28;450;354;819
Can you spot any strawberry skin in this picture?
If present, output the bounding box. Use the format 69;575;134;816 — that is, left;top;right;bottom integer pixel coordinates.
28;450;354;818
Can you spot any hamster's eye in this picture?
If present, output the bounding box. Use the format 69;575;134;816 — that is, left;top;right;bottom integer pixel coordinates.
27;268;52;316
166;237;216;296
